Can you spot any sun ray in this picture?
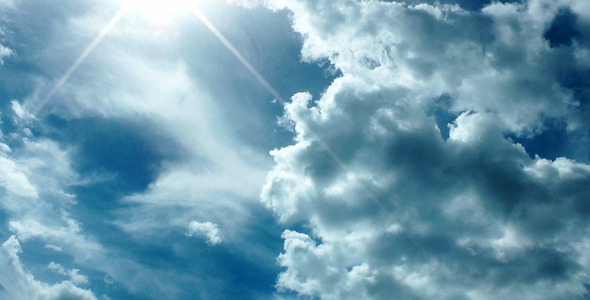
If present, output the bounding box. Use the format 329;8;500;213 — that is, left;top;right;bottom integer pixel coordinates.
190;7;284;103
31;0;391;217
32;7;128;115
189;7;391;214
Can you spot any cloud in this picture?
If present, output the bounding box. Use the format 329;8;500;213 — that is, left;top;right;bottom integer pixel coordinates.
258;0;590;299
0;153;39;199
0;113;103;260
10;100;33;120
0;0;299;298
0;236;97;300
0;100;113;292
0;44;12;65
186;221;223;245
48;262;90;286
0;0;14;8
40;21;273;241
0;25;12;65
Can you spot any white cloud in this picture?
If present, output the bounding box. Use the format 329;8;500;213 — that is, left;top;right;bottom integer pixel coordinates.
258;0;590;299
0;44;12;65
11;100;33;120
45;244;63;252
0;0;291;297
0;0;15;8
0;236;97;300
186;221;222;245
0;106;107;290
0;22;12;64
64;29;273;245
48;262;90;286
0;133;103;260
0;154;38;199
5;0;589;298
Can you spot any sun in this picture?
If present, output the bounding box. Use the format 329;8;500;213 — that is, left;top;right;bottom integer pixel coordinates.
120;0;197;19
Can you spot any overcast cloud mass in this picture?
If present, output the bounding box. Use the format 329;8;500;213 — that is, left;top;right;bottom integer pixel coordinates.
1;0;590;299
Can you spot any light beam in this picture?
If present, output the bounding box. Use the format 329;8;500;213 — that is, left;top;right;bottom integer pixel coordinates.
32;8;128;115
190;8;391;214
190;7;284;103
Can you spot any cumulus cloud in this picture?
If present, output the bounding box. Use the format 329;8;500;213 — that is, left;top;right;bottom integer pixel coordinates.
259;0;590;299
186;221;223;245
0;236;97;300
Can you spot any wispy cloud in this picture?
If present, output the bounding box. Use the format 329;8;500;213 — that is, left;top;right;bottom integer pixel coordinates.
48;262;90;286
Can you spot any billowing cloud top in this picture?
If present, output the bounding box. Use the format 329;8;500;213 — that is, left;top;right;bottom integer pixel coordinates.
257;0;590;299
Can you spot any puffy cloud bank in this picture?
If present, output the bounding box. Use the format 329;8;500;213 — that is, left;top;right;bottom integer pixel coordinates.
259;0;590;299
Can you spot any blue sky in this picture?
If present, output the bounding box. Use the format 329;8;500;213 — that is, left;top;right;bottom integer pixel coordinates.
0;0;590;299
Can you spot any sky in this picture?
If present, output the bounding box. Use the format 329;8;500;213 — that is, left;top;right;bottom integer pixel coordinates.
0;0;589;299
